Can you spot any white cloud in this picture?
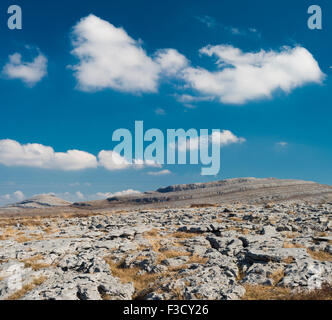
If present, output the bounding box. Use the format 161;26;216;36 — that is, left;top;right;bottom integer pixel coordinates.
0;139;163;172
13;190;25;201
70;15;323;106
155;108;166;115
133;158;162;169
69;182;91;187
98;150;161;171
95;189;141;199
196;15;261;38
70;15;189;94
276;141;288;147
183;45;325;104
75;191;84;199
171;130;245;152
71;14;160;93
2;52;47;86
147;169;171;176
1;194;11;201
154;49;188;76
211;130;246;146
195;15;217;28
98;150;131;170
0;139;98;171
0;190;25;206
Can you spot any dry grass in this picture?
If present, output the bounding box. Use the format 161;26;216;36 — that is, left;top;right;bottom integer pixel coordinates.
282;256;296;264
283;242;305;249
270;269;285;285
243;285;291;300
190;204;219;208
224;226;251;235
243;283;332;300
104;228;208;299
20;254;51;271
5;276;46;300
290;283;332;300
104;257;160;299
143;229;162;239
169;232;198;239
307;249;332;262
187;254;208;265
284;232;300;239
228;217;242;222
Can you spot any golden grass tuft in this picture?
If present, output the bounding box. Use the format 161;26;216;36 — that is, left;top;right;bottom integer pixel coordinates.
284;232;300;239
228;217;242;222
190;204;219;208
283;242;305;249
20;254;51;271
104;257;162;299
242;285;291;300
307;249;332;262
187;254;208;265
270;269;285;285
169;232;198;239
290;283;332;300
243;283;332;300
5;276;46;300
282;256;296;264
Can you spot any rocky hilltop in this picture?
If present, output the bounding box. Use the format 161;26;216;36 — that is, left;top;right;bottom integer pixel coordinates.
0;178;331;300
74;177;332;210
8;194;71;209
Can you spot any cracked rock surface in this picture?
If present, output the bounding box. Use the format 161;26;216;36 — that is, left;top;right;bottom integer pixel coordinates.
0;200;331;300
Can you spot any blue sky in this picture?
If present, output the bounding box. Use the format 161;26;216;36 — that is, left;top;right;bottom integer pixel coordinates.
0;0;331;204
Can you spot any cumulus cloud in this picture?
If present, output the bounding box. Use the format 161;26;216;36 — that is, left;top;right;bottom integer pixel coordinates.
98;150;161;171
75;191;84;199
98;150;130;170
0;139;98;171
147;169;171;176
2;52;47;86
154;49;188;76
71;14;160;93
69;15;323;105
70;15;188;93
13;190;25;201
95;189;141;199
171;130;245;152
0;139;163;172
0;190;25;206
211;130;246;145
183;45;325;104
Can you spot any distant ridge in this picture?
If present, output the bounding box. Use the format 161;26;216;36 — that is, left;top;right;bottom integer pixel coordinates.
7;194;71;209
87;177;332;209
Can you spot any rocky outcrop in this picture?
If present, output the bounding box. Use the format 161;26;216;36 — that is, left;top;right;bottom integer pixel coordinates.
7;194;71;209
0;200;331;300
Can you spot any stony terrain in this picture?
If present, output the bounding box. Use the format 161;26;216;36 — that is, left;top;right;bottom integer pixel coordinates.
0;202;331;300
0;178;331;300
72;177;332;210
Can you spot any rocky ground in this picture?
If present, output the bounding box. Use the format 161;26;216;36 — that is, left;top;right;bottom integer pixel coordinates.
0;200;331;300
